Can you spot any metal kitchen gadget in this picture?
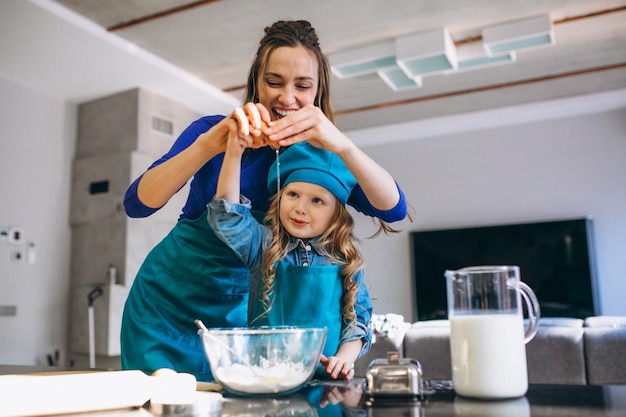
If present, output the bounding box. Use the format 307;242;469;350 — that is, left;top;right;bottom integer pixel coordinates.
365;352;424;398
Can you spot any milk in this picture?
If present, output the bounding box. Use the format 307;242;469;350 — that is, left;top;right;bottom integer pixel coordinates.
450;314;528;399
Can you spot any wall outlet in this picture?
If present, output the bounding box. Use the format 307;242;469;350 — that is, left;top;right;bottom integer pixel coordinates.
8;227;23;244
1;227;24;244
11;250;24;263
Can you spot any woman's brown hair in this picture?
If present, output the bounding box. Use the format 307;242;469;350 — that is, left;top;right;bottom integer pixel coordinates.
244;20;334;123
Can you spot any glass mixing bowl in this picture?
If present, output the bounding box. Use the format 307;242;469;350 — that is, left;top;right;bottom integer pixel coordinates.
198;325;327;396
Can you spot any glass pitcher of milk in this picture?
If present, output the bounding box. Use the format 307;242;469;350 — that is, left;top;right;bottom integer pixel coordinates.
445;265;540;399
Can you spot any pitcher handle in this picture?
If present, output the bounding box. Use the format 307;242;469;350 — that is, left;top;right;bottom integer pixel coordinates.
519;281;541;343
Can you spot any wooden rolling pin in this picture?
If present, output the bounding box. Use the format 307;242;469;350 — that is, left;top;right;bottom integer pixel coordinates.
0;369;199;417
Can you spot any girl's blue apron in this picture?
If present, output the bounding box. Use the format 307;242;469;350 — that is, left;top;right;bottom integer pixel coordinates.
120;209;264;382
251;261;344;371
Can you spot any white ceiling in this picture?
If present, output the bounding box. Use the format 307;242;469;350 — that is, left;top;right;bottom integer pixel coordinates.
1;0;625;140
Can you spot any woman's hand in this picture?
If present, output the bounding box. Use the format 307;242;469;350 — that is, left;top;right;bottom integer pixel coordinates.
137;103;270;209
231;102;273;149
265;105;401;211
197;103;271;153
191;110;233;155
215;106;266;203
264;104;351;154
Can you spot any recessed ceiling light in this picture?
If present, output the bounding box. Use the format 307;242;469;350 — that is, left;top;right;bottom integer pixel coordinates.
396;29;458;78
446;42;516;73
328;40;396;79
482;15;554;56
378;67;423;91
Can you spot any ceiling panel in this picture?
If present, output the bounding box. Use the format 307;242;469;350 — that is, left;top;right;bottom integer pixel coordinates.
27;0;626;129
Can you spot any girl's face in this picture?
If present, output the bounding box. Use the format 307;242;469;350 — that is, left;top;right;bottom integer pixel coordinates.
258;45;319;121
279;182;337;240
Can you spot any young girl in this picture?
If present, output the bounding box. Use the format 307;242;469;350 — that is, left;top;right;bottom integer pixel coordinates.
208;140;372;380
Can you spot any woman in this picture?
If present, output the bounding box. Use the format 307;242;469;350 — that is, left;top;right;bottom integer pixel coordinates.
120;20;407;381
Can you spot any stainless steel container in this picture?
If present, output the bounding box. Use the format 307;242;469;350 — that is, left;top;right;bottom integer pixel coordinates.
365;352;423;397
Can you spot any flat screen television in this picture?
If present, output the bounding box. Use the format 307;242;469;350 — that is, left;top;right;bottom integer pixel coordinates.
411;217;599;321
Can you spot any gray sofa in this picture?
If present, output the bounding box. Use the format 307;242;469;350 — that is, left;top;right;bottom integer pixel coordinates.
355;316;626;385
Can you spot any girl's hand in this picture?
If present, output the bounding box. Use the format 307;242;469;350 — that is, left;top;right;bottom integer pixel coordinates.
318;382;362;408
224;120;250;157
319;354;355;380
264;104;353;155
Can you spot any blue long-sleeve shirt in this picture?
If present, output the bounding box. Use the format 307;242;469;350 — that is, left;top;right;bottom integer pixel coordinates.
124;115;407;222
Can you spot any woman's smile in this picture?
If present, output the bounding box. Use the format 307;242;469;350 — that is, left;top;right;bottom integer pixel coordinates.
258;45;318;121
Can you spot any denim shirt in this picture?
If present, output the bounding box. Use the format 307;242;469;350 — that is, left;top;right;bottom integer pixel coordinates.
207;196;373;357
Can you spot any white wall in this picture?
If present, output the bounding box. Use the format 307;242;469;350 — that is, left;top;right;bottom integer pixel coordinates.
0;76;75;365
354;106;626;322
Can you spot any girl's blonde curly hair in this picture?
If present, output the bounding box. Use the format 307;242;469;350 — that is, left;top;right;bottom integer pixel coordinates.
251;189;364;332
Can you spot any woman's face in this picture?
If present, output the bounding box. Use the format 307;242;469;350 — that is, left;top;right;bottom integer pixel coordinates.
258;45;319;121
279;182;337;240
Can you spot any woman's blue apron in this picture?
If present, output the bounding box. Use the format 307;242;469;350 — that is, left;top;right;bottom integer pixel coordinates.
120;209;264;381
251;261;344;371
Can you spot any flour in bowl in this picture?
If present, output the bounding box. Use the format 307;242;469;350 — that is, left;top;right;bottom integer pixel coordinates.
215;362;312;393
